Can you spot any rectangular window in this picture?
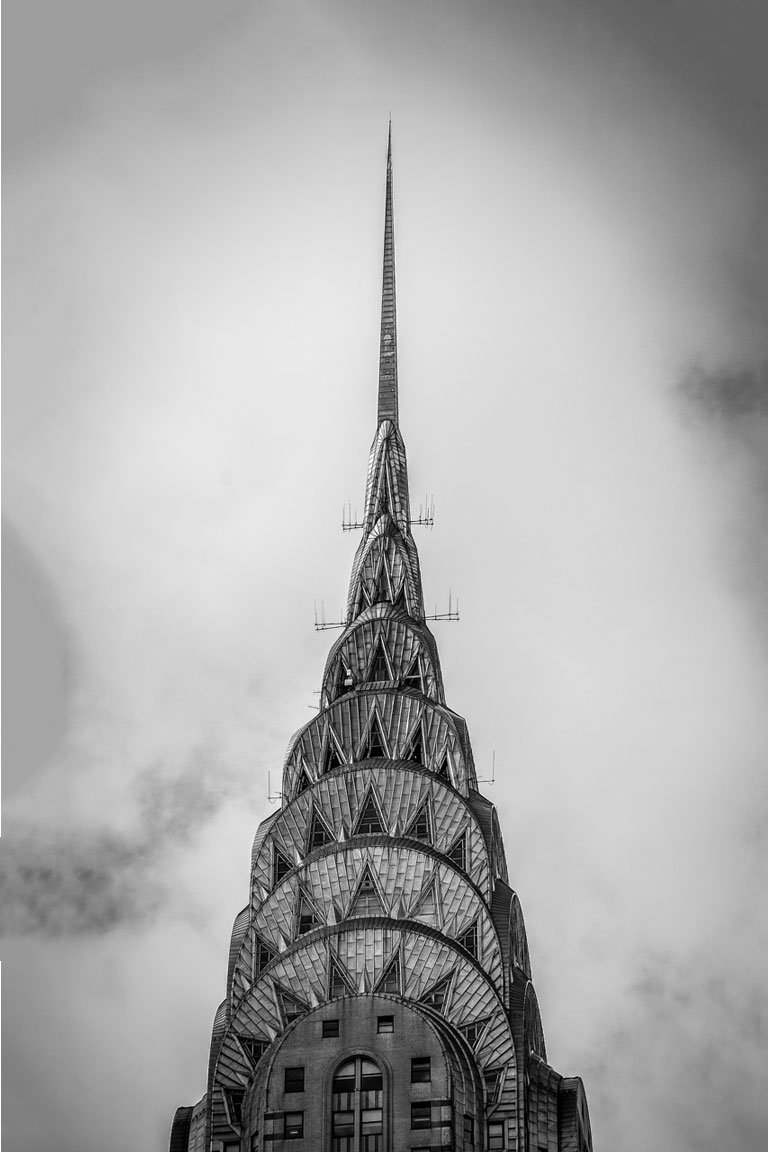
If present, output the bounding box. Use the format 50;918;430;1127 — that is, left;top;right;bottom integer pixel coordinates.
284;1066;305;1093
377;1015;394;1033
411;1103;432;1129
464;1114;474;1148
333;1111;355;1136
488;1121;504;1149
323;1019;340;1038
411;1057;431;1083
284;1111;304;1139
361;1108;383;1135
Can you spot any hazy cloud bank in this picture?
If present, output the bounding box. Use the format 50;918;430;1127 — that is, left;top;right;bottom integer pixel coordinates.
0;755;252;936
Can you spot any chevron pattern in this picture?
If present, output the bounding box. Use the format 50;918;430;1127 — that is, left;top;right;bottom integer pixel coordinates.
169;129;594;1152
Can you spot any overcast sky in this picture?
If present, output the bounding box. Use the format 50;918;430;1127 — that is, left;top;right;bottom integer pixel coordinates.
3;2;768;1149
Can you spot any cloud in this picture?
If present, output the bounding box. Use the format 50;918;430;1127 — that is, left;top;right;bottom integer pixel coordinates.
0;753;250;936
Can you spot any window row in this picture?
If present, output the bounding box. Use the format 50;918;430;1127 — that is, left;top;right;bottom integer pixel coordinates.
271;822;469;886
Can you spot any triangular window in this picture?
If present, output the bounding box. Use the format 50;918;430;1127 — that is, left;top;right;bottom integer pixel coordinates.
392;589;409;615
295;767;312;795
362;714;388;760
447;831;467;871
459;1019;490;1049
328;955;354;999
273;845;292;886
484;1068;502;1103
405;800;431;843
435;749;451;782
296;891;322;936
404;723;425;766
335;659;353;699
402;654;422;691
276;985;309;1024
224;1088;245;1127
412;878;438;924
457;920;479;958
349;865;385;918
355;792;385;836
237;1036;269;1068
308;810;333;851
376;953;402;995
372;552;393;605
255;935;276;974
323;731;345;774
368;638;391;682
419;972;453;1013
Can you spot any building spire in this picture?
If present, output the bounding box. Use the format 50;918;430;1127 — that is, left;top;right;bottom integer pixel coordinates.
344;122;424;623
378;120;398;425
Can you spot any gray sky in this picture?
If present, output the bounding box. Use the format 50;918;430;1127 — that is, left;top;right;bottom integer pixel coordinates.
3;2;768;1149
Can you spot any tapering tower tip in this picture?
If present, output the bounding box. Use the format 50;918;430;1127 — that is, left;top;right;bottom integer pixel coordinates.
378;122;398;425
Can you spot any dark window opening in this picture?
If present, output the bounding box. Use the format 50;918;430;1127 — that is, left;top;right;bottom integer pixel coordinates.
255;937;276;973
377;1015;394;1033
363;715;387;758
411;1057;431;1083
460;1020;487;1048
278;988;308;1023
405;802;430;843
323;738;345;774
239;1036;268;1067
402;655;422;691
225;1089;245;1125
404;725;424;764
447;832;467;871
329;959;352;999
355;794;385;835
297;895;321;935
273;846;292;885
420;973;452;1012
464;1113;474;1149
369;640;391;681
322;1019;340;1038
485;1069;501;1103
284;1111;304;1139
284;1067;305;1093
411;1103;432;1130
335;660;353;697
488;1120;504;1149
309;812;333;850
350;867;384;917
457;920;478;958
379;954;401;994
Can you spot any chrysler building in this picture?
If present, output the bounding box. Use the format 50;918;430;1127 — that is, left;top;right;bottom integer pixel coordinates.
169;127;594;1152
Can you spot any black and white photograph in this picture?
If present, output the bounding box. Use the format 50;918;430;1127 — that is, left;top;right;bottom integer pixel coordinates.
3;2;768;1150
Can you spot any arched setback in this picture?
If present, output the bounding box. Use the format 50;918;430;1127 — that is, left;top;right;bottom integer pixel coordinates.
282;689;478;798
212;922;518;1134
239;997;480;1152
320;608;445;707
240;844;501;985
251;766;492;901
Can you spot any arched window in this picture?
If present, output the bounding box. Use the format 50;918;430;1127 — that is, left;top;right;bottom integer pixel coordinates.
331;1057;384;1151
